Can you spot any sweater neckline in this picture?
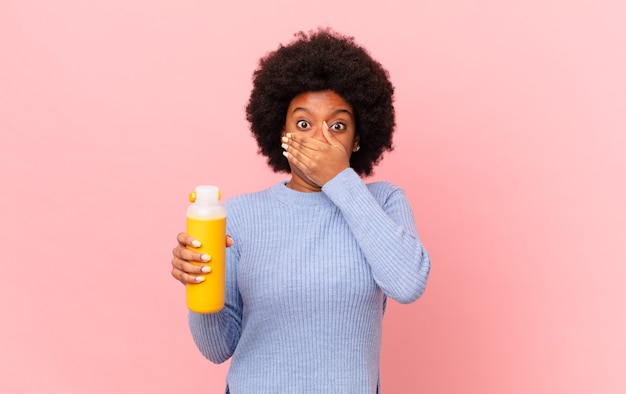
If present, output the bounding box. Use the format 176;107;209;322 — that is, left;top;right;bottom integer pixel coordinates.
270;181;333;207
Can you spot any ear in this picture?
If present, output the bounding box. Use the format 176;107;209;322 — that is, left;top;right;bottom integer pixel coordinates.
352;134;361;152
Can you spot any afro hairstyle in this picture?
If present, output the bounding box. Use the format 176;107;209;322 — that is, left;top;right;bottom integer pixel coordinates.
245;28;396;176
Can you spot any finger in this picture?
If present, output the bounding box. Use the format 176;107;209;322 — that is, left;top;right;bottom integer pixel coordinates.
285;133;327;154
172;266;207;285
172;244;210;263
283;144;310;173
172;256;212;275
177;232;201;248
283;134;322;166
322;121;340;147
171;255;211;284
226;235;234;247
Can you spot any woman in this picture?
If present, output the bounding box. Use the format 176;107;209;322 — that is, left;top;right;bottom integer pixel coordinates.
171;28;430;393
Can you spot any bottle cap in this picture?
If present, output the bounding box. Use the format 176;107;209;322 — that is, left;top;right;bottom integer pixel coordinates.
191;185;220;204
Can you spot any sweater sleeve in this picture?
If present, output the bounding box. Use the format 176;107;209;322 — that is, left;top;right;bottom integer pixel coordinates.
188;222;243;364
322;168;430;303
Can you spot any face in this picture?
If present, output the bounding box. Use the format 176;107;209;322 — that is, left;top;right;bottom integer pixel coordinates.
284;90;359;156
282;90;360;191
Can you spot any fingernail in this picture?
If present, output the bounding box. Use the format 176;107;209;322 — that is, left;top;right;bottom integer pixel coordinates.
281;143;288;150
195;276;205;282
285;133;292;138
201;266;211;273
201;254;211;262
282;136;288;143
282;151;289;158
191;240;201;247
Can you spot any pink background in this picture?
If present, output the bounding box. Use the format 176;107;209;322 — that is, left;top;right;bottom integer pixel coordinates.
1;1;625;393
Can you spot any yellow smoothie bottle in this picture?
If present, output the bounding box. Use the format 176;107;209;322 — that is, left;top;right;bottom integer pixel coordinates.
186;185;227;313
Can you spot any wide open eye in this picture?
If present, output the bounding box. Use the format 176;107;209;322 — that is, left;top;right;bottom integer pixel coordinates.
296;120;311;130
329;122;347;131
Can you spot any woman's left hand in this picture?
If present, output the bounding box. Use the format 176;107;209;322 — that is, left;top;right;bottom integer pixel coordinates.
282;122;351;187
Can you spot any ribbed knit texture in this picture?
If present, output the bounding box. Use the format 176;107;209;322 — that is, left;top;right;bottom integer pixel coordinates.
188;168;430;393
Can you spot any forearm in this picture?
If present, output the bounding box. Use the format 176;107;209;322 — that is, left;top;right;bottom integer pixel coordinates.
323;168;431;303
188;306;241;364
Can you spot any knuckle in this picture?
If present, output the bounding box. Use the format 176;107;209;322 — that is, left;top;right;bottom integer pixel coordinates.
178;269;189;283
181;249;194;262
188;262;201;274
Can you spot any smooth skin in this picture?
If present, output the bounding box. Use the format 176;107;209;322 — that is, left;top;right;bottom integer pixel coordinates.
171;90;359;284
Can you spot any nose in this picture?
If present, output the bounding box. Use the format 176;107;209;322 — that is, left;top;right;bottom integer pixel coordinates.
312;124;328;143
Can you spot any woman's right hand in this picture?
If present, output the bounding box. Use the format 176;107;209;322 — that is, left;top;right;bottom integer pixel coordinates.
171;232;233;285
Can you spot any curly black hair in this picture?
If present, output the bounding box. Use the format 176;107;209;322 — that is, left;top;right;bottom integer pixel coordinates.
245;28;396;176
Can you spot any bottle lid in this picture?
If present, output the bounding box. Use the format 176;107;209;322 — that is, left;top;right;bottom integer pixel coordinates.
190;185;220;204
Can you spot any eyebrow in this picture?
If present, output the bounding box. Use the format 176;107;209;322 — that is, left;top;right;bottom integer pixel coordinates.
291;107;353;119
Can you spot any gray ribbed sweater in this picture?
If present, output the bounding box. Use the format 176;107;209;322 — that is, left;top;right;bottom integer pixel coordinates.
188;168;430;393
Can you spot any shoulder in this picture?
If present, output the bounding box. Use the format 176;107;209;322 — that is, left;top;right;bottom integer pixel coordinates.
224;185;276;211
365;181;406;205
